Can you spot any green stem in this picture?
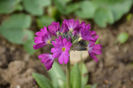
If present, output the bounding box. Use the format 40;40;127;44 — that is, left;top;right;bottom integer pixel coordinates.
80;51;83;84
66;61;71;88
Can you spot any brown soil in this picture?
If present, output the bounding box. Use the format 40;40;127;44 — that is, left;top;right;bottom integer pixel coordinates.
0;18;133;88
88;18;133;88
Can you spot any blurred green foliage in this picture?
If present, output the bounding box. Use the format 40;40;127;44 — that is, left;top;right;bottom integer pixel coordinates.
80;63;88;88
37;16;55;28
48;62;66;88
0;14;31;44
75;0;132;27
117;32;129;44
0;0;21;13
0;0;132;54
32;73;53;88
23;0;51;16
32;62;95;88
71;64;81;88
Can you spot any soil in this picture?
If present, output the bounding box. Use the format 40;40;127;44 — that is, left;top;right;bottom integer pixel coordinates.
0;17;133;88
89;18;133;88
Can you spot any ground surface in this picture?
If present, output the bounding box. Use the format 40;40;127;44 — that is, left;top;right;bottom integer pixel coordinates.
0;16;133;88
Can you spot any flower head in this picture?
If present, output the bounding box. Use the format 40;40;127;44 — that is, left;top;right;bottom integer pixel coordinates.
80;22;98;42
88;42;102;62
63;19;80;32
51;36;72;64
33;27;51;49
38;54;54;70
48;22;60;36
33;19;102;70
60;22;69;33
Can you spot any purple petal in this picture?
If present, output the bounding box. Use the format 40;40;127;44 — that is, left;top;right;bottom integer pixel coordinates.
92;50;102;55
51;37;72;64
60;23;69;33
58;52;69;64
90;54;98;62
33;27;51;50
88;42;102;62
33;43;46;49
48;22;60;36
38;54;54;70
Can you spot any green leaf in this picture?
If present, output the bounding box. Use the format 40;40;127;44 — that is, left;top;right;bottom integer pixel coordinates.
108;0;133;21
94;7;114;27
79;63;88;88
126;13;132;21
23;0;51;16
95;39;100;44
48;6;58;18
23;30;36;54
75;0;133;27
71;64;81;88
37;16;55;28
91;84;97;88
93;0;132;27
53;0;71;14
66;3;80;14
117;32;129;44
32;73;53;88
48;62;65;88
85;85;91;88
75;1;97;19
85;84;97;88
15;4;23;11
0;0;21;14
0;14;31;44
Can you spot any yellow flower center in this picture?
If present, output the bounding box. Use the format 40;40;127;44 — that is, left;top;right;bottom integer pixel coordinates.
69;28;73;32
62;47;66;52
47;40;51;44
78;37;82;41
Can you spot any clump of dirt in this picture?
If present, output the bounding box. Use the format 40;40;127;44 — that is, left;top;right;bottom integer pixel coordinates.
1;61;36;88
0;36;46;88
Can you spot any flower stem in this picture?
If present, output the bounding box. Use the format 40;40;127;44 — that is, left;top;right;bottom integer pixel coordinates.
66;61;71;88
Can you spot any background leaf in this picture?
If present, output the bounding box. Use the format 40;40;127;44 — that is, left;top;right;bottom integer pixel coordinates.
75;0;133;27
32;73;53;88
0;0;21;14
0;14;31;44
53;0;71;14
85;84;97;88
117;32;129;44
37;16;55;28
23;30;36;54
107;0;133;21
66;3;80;14
23;0;51;16
48;62;66;88
94;7;114;27
93;0;132;27
75;1;97;19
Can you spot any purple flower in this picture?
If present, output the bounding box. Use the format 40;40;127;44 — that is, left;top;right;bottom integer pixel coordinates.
88;42;102;62
60;22;69;33
38;54;54;70
33;19;102;70
48;22;60;36
33;27;51;49
80;22;98;42
63;19;80;32
51;36;72;64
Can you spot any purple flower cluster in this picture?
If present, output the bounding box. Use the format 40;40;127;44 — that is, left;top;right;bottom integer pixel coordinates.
33;19;102;70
